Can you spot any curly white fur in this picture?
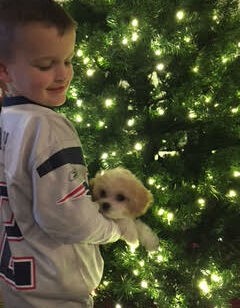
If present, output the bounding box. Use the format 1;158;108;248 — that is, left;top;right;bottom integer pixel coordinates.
90;167;159;251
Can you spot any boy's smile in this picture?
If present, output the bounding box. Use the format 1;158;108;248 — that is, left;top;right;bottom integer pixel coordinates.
2;22;76;107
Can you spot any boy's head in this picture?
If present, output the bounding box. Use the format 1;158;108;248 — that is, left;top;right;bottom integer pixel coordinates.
0;0;77;107
0;0;77;62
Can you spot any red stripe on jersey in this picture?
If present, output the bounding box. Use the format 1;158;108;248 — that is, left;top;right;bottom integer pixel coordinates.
56;182;88;205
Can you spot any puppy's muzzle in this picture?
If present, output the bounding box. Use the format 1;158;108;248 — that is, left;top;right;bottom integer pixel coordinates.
101;202;111;212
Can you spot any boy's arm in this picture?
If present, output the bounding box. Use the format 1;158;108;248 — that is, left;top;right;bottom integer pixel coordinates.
29;116;122;245
32;157;122;244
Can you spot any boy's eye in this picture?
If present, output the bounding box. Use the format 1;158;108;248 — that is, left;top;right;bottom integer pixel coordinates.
37;65;52;71
65;60;72;66
116;194;126;202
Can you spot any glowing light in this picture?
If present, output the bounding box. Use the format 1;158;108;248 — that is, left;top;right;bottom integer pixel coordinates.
86;69;95;77
184;36;191;43
167;212;174;224
192;66;199;73
211;273;222;284
205;96;212;103
103;280;109;286
98;121;105;128
74;115;83;123
76;99;83;107
119;79;130;89
197;198;206;208
131;18;139;27
83;57;90;65
150;71;159;87
101;153;108;160
127;118;135;126
221;56;229;64
157;107;165;115
158;150;178;157
97;56;105;65
133;269;139;276
227;189;237;198
231;107;238;113
238;42;240;48
148;178;156;185
156;63;165;71
139;260;145;267
158;208;165;216
122;37;128;45
132;32;139;41
103;280;109;287
198;279;210;295
157;254;164;263
176;10;185;20
69;87;78;98
105;98;114;108
141;280;148;288
233;170;240;177
188;110;197;119
155;49;162;56
76;49;83;57
115;304;122;308
134;142;143;151
212;14;218;21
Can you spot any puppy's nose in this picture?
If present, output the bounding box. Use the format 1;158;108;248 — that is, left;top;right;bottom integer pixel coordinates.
101;202;110;211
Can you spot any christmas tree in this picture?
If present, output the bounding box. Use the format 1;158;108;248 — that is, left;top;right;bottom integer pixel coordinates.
59;0;240;307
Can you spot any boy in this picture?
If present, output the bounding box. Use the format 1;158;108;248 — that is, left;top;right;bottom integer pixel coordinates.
0;0;129;307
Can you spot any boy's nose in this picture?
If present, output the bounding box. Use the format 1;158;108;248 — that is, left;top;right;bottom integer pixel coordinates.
55;65;69;82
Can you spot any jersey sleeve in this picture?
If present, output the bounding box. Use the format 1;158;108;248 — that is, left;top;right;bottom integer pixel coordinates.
30;114;121;245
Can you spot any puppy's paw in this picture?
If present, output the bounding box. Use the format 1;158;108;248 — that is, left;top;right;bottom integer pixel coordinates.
135;219;159;251
115;218;139;247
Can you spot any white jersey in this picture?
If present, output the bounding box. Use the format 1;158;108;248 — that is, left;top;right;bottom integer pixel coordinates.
0;96;121;307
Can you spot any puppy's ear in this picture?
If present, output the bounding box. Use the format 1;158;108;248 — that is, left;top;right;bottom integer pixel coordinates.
133;187;153;217
89;178;96;201
89;178;95;189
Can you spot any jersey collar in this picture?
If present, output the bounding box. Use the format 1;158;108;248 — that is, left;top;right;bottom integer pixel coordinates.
3;96;37;107
2;96;56;109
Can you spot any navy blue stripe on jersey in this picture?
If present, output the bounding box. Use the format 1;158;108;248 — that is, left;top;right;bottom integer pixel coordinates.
0;183;8;198
3;96;38;107
37;147;86;177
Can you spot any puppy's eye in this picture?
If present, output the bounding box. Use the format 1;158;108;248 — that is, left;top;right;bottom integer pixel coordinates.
116;194;125;202
100;190;107;198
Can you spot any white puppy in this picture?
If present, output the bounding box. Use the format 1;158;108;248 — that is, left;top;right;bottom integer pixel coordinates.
90;167;159;251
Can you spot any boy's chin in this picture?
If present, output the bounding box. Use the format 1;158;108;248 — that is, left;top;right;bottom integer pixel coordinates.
40;96;67;107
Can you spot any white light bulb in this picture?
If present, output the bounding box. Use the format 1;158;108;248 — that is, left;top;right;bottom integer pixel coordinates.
141;280;148;288
86;69;95;77
75;115;83;123
131;18;139;27
122;38;128;45
105;98;113;107
198;279;210;294
101;153;108;160
134;142;143;151
127;118;135;126
132;32;139;41
176;10;185;20
156;63;165;71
